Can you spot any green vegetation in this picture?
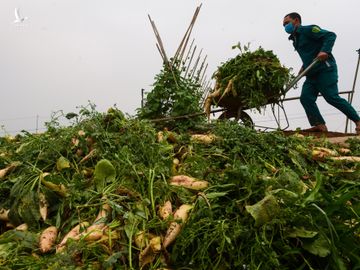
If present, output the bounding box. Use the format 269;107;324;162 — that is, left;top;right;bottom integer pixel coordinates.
0;105;359;269
212;44;294;111
137;62;206;131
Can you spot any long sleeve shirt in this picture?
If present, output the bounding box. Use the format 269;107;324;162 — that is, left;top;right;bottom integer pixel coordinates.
289;24;337;77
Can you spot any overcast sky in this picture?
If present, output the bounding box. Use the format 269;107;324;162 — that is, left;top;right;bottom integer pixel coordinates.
1;0;360;135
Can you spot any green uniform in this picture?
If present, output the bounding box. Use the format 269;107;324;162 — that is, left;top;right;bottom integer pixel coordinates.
289;25;360;126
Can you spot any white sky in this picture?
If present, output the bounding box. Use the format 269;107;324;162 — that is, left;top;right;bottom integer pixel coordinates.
1;0;360;134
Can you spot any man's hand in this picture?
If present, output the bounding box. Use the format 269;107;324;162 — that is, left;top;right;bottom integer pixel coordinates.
316;51;329;61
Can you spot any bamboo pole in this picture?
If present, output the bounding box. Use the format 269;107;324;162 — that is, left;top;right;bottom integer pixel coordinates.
148;14;180;89
182;39;195;66
184;45;197;78
148;15;169;65
190;49;203;80
197;55;208;82
200;63;209;85
174;4;202;62
178;7;201;63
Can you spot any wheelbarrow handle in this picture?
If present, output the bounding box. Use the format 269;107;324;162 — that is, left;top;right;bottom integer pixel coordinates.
284;58;320;92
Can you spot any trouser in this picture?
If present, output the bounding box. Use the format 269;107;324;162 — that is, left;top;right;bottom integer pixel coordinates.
300;71;360;126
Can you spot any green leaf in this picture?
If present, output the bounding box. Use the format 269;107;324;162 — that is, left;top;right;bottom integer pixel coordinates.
245;195;279;226
286;227;318;238
303;234;331;257
94;159;116;192
302;170;323;206
206;192;228;199
56;156;70;171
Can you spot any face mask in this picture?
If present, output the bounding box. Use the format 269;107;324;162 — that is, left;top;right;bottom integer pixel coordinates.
284;22;294;34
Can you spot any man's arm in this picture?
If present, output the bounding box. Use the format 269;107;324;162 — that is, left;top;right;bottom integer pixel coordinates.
305;25;337;61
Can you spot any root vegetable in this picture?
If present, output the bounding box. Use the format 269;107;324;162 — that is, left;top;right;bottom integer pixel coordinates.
40;173;68;197
134;231;146;249
39;226;58;253
313;147;337;155
157;131;165;143
191;134;218;144
139;236;162;267
79;149;97;164
97;229;120;243
134;231;157;249
56;222;89;253
80;226;108;242
171;158;180;175
159;201;172;220
71;137;80;147
0;208;9;221
39;192;48;221
204;88;221;119
75;203;111;242
338;148;351;155
6;222;14;229
0;162;21;179
94;203;111;223
15;223;28;231
170;175;209;191
312;147;337;160
330;156;360;163
163;204;193;248
157;130;177;144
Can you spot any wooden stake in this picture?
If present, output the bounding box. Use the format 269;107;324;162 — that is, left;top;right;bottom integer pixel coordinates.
185;45;197;78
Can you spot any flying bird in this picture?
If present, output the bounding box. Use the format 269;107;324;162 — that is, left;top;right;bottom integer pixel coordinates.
14;8;28;24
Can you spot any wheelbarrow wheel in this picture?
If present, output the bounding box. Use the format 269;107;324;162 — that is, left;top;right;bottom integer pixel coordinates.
218;109;254;128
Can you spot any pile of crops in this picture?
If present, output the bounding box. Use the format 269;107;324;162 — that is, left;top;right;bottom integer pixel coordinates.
205;45;294;114
0;105;359;269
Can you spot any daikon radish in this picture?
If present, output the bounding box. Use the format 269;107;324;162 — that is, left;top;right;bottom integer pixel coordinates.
79;149;97;164
134;231;157;249
0;208;9;221
39;192;48;221
191;134;218;144
0;162;20;179
338;148;351;155
139;236;162;267
39;226;58;253
158;201;172;220
75;203;111;242
170;175;209;191
312;147;338;160
330;156;360;162
163;204;193;248
15;223;28;231
56;222;89;253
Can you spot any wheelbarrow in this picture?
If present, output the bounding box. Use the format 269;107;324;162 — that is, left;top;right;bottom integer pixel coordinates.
214;59;320;128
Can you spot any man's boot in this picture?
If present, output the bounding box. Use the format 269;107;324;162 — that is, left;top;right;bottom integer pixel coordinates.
304;124;328;132
355;121;360;135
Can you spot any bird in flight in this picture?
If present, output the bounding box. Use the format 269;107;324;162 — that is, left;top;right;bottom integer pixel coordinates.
14;8;28;24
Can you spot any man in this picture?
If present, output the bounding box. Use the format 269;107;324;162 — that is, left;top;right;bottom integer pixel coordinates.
283;12;360;134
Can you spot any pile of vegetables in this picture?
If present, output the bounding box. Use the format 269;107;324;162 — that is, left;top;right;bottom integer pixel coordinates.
0;105;359;269
205;44;294;115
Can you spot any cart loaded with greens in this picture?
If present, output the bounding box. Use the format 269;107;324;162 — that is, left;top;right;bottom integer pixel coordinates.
204;45;315;128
